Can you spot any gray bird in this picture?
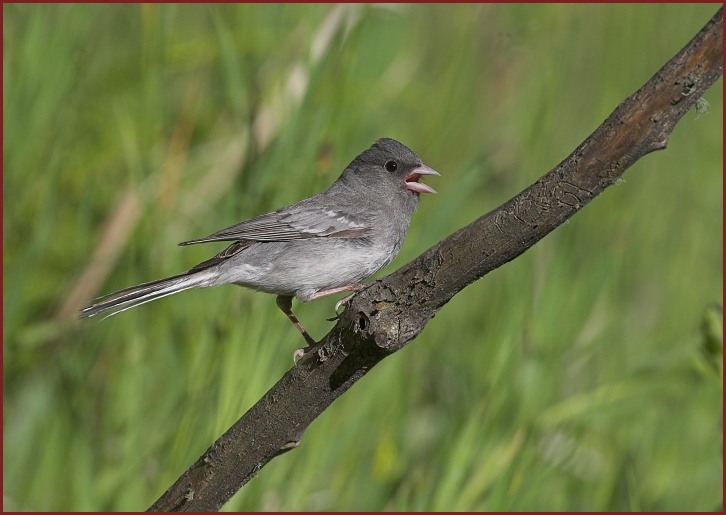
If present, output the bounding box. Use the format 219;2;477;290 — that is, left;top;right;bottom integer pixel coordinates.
80;138;439;346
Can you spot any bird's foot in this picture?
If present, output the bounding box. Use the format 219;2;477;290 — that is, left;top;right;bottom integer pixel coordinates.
326;292;358;321
335;291;359;313
293;347;306;364
292;343;317;364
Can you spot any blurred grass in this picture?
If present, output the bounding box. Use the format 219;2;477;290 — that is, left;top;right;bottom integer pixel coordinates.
3;3;722;511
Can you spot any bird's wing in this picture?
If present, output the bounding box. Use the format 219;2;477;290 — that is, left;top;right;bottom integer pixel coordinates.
179;204;371;246
187;240;254;271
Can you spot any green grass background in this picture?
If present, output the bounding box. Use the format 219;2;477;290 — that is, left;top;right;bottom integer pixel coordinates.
4;3;722;511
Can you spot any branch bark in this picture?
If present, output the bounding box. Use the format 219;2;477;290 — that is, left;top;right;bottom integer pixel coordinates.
148;8;723;512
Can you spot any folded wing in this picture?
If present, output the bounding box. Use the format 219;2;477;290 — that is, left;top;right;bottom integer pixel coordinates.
180;204;370;246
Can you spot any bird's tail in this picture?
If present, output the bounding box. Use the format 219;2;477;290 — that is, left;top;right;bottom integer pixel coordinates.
79;268;217;320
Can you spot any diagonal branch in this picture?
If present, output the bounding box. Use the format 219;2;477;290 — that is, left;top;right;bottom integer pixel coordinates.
148;8;722;512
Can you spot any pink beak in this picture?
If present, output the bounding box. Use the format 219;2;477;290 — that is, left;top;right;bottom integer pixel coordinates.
404;164;440;194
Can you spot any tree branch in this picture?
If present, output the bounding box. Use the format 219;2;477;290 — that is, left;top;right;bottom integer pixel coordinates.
148;8;722;512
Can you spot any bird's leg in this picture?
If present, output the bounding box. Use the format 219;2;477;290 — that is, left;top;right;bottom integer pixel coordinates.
304;283;367;321
276;295;317;348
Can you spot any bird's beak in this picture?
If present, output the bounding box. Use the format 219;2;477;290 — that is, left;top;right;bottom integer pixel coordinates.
404;164;440;194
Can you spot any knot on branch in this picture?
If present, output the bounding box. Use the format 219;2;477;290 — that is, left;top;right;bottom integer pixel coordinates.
343;300;429;355
345;303;402;352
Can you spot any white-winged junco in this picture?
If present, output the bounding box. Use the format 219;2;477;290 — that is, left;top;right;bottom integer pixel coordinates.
80;138;439;346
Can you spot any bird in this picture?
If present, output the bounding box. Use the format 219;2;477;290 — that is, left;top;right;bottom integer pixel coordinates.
79;138;439;347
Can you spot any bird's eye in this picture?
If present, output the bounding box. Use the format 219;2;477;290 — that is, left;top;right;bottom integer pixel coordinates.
385;160;398;172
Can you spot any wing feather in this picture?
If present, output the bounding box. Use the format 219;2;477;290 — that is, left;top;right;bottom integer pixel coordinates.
180;204;370;246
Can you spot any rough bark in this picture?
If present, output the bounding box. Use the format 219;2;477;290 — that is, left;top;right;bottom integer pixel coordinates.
148;8;723;512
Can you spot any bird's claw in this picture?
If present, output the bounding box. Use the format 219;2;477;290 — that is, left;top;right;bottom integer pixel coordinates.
334;292;357;313
293;347;307;364
326;295;353;322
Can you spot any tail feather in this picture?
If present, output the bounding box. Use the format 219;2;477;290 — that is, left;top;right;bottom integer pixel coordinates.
79;269;216;320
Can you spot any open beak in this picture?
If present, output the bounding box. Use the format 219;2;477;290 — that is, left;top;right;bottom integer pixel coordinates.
404;164;440;194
